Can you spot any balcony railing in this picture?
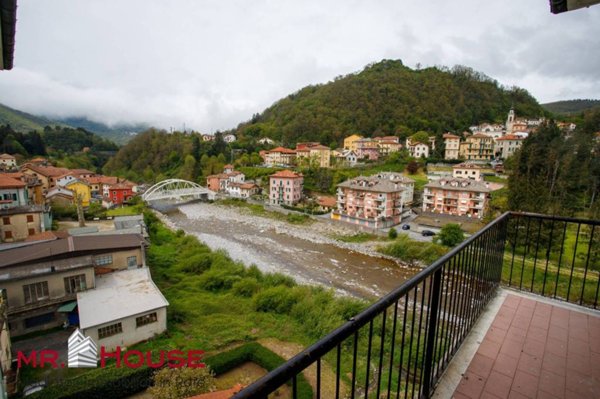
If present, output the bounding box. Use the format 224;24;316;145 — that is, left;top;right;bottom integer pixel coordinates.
232;212;599;399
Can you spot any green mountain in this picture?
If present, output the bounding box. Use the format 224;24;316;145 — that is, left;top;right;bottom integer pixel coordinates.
0;102;145;144
232;60;547;146
541;99;600;116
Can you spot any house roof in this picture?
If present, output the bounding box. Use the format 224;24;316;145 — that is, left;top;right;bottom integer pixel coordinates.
0;153;15;160
70;169;95;176
425;178;491;193
443;133;460;139
317;196;337;207
22;164;71;177
0;174;26;188
270;170;303;179
46;187;74;199
453;162;484;170
470;133;493;139
24;230;69;243
0;233;145;268
77;268;169;329
496;134;525;141
223;164;234;169
268;146;296;154
0;0;17;71
337;174;408;193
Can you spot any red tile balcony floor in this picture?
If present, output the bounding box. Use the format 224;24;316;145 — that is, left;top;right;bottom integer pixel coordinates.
451;294;600;399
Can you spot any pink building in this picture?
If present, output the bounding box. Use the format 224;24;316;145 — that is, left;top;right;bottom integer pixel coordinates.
333;175;405;228
269;170;303;205
422;178;491;219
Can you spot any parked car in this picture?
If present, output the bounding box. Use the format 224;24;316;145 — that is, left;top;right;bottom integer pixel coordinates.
421;230;436;237
401;224;410;230
23;382;46;397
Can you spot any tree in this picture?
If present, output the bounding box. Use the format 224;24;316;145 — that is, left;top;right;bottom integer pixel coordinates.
406;160;419;174
388;228;398;239
436;224;465;247
148;367;216;399
411;131;430;144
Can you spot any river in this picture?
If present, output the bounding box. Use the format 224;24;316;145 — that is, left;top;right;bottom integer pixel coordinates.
162;203;420;299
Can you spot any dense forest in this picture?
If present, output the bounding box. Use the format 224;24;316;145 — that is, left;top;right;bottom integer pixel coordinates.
229;60;546;146
507;109;600;218
0;124;119;171
542;99;600;116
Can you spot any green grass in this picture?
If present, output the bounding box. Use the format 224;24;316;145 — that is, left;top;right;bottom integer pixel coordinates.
106;205;144;217
332;232;381;243
217;198;313;225
483;174;507;183
377;234;448;265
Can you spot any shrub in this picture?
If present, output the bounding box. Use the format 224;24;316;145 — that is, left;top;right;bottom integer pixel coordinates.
198;269;241;291
435;223;465;247
388;227;398;239
148;367;215;399
286;213;310;224
232;277;261;297
262;272;296;288
253;286;299;314
178;254;212;274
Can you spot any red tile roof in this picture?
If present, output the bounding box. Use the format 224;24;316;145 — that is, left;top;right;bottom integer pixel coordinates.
496;134;525;141
270;170;303;178
0;174;26;188
22;164;71;177
317;196;337;207
268;147;296;154
443;133;460;139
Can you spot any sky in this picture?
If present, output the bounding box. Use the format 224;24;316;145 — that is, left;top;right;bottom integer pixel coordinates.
0;0;598;133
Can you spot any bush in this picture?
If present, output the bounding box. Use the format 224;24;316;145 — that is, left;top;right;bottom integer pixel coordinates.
262;272;296;288
232;277;261;297
253;286;299;314
435;223;465;247
286;213;310;224
378;235;447;265
198;269;242;291
178;254;212;274
148;367;215;399
388;228;398;239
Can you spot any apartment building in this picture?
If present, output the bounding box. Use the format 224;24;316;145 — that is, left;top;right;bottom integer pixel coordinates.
260;147;297;167
343;134;363;151
296;143;331;168
375;136;402;155
494;134;525;159
443;133;461;160
333;174;407;228
459;133;494;161
0;234;146;336
269;170;303;206
423;178;491;219
406;141;429;158
20;164;71;192
452;162;484;181
355;139;380;160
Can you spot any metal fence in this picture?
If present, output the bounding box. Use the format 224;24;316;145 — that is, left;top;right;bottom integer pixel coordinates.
232;212;599;398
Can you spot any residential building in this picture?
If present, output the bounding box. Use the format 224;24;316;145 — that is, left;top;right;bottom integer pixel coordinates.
65;180;92;207
343;150;358;166
206;167;246;193
223;164;234;173
0;234;146;336
295;144;331;168
103;182;136;208
269;170;303;206
261;147;296;167
452;162;485;181
494;134;525;159
257;137;275;145
375;136;402;155
406;139;429;158
355;139;380;160
1;172;44;205
443;133;461;160
227;182;260;198
343;134;363;151
422;178;491;219
0;154;16;169
20;164;71;192
459;133;494;161
333;174;406;228
45;187;74;206
77;268;168;352
56;174;78;188
223;134;236;143
202;134;215;142
0;174;28;208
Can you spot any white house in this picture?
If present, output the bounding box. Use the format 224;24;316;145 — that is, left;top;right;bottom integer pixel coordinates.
56;174;77;188
407;142;429;158
343;150;358;166
223;134;237;143
0;154;16;169
258;137;275;145
77;268;169;352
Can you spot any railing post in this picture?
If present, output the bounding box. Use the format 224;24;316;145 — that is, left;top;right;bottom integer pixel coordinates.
422;267;443;398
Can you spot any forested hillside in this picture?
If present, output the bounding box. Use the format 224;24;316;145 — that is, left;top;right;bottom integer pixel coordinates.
0;102;61;132
231;60;546;146
542;99;600;116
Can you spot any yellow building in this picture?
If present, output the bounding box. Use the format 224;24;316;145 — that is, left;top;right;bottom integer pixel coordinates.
343;134;363;151
65;180;92;207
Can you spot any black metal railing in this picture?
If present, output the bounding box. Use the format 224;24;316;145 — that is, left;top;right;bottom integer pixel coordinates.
503;212;600;309
232;212;599;398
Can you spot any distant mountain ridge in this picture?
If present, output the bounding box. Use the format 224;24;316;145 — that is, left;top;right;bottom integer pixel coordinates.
541;99;600;116
0;102;146;144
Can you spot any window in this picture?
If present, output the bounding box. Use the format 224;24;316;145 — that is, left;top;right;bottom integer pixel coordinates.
2;217;10;225
64;274;87;294
23;281;49;304
4;231;12;240
136;312;158;327
127;256;137;269
98;322;122;339
28;228;35;236
94;254;113;266
26;215;34;223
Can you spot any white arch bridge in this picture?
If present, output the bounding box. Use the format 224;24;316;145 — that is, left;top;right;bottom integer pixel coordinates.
142;179;216;203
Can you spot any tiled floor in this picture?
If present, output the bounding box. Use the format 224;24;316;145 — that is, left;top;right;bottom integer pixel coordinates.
452;294;600;399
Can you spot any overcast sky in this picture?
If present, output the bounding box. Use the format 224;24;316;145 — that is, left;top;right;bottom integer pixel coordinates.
0;1;598;133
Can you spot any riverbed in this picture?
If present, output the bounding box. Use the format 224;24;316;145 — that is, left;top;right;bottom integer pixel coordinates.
162;203;420;299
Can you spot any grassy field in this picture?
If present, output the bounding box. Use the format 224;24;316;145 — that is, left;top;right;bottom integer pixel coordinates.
218;198;312;225
106;205;143;217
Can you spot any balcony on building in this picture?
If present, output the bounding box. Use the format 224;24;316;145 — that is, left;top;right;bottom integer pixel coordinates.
233;212;600;399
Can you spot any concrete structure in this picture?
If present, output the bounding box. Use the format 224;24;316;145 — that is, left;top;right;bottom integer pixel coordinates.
343;134;363;151
269;170;303;206
0;154;16;169
452;162;485;181
296;144;331;168
459;133;494;161
333;174;409;228
423;178;491;219
443;133;461;160
494;134;525;159
0;234;146;336
77;268;168;352
261;147;296;167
